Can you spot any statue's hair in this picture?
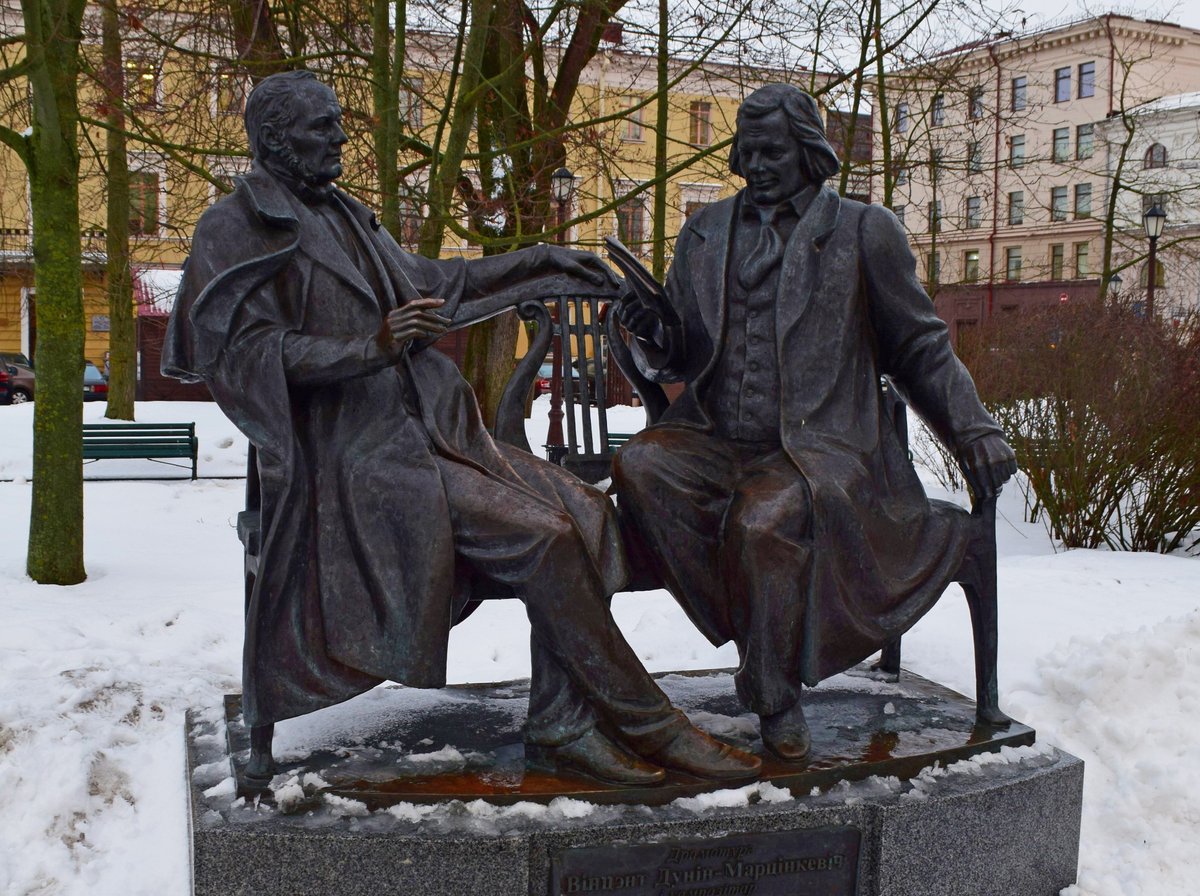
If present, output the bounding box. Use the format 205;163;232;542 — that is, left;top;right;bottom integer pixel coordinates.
729;84;842;186
244;70;325;160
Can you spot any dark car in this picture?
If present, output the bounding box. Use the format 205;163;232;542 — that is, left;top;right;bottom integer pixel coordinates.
0;356;110;403
83;360;109;402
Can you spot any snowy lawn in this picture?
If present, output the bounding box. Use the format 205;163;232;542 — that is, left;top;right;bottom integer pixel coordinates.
0;397;1196;895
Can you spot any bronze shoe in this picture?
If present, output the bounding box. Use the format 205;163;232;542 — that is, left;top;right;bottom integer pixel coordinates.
761;701;811;762
526;729;666;786
645;725;762;782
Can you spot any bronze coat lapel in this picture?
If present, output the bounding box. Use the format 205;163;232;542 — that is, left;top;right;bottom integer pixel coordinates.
777;187;841;345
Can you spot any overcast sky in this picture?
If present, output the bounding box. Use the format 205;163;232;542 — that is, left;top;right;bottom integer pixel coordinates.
998;0;1200;33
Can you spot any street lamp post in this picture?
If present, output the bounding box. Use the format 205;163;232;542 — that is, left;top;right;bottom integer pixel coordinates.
1143;204;1167;322
545;167;574;464
1106;271;1122;305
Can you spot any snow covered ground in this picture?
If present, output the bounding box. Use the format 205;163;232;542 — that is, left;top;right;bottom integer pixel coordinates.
0;397;1196;895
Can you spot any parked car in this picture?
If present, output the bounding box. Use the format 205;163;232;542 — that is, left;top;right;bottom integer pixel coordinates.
534;361;554;397
3;359;34;404
82;360;109;402
0;351;32;405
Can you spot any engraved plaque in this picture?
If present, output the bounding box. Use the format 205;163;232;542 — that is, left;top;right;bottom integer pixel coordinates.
550;826;860;895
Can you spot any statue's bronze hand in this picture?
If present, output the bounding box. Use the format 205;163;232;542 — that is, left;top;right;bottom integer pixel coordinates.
541;246;622;289
385;298;449;358
958;434;1018;498
615;291;666;346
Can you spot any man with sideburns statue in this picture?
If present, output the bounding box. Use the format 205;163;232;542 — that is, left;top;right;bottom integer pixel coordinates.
164;70;760;787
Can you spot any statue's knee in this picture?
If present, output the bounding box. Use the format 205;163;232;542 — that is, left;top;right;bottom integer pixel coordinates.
612;434;660;487
728;494;813;547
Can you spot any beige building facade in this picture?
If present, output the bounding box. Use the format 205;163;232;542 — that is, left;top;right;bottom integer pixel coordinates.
880;15;1200;340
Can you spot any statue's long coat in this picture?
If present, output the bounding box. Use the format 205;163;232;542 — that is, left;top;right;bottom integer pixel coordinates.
627;186;1004;684
164;167;602;726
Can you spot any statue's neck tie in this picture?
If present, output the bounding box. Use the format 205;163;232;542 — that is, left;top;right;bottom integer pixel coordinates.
737;206;783;291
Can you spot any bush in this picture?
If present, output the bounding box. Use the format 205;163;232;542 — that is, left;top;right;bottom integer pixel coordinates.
959;301;1199;553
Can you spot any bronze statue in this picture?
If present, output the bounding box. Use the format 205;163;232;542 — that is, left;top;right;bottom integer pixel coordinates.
164;70;760;787
613;84;1017;762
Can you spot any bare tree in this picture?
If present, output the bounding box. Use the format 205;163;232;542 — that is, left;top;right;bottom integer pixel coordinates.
0;0;89;584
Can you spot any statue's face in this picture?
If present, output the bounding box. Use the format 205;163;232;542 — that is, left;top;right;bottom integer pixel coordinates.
271;82;348;187
737;109;807;206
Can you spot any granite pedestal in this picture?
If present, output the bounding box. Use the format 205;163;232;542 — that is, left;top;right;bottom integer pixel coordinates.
187;668;1083;896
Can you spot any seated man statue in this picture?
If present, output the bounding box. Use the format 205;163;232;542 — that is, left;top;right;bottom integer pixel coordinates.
613;84;1018;762
163;70;759;787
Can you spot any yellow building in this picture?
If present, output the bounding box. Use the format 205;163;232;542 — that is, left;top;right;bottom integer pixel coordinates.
0;11;843;367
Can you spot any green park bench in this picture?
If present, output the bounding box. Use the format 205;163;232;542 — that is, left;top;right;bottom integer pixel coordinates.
81;422;199;479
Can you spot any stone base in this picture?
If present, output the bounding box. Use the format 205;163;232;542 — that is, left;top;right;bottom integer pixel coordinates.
187;668;1083;896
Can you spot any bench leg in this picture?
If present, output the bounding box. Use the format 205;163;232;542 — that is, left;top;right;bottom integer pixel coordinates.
873;638;902;678
963;497;1010;726
243;723;275;791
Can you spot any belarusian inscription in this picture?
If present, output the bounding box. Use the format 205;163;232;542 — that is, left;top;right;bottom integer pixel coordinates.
550;827;860;895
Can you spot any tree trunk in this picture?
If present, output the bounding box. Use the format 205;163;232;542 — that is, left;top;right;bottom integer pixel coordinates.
370;0;404;234
103;0;135;420
651;0;669;281
23;0;87;584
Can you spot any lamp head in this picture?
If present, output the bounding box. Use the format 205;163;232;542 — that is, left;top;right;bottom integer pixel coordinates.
551;167;574;203
1143;204;1167;240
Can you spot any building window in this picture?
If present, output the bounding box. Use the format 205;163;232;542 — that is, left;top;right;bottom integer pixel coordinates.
1074;242;1089;278
1005;247;1022;281
1050;243;1065;280
965;195;982;229
1142;192;1168;215
894;204;906;227
1011;77;1026;112
927;250;941;285
1008;191;1024;226
1078;61;1095;98
124;57;159;110
1054;67;1070;103
1143;143;1167;169
930;147;943;182
129;170;160;236
1010;134;1025;168
963;249;980;282
398;199;423;249
968;86;984;119
931;93;945;126
1140;259;1166;288
680;184;719;224
206;155;250;203
895;163;909;186
895;103;909;133
615;184;648;251
927;200;941;232
401;79;424;129
1074;183;1092;219
622;98;644;142
1076;123;1094;160
967;141;982;174
1050;186;1068;222
214;68;247;116
1053;127;1069;162
688;101;712;147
